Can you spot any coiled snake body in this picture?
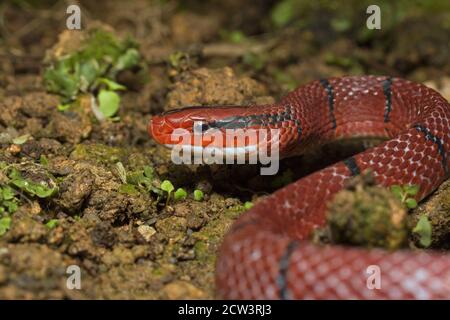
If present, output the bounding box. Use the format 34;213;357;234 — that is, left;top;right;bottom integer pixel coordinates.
149;76;450;299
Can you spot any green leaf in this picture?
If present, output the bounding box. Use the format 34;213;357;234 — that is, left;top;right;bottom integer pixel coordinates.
9;168;57;198
390;185;403;200
271;0;296;27
405;198;418;209
174;188;187;201
169;51;185;68
143;166;154;179
161;180;174;194
4;201;18;213
119;183;139;195
114;48;140;72
33;183;57;198
39;155;49;166
226;30;246;43
244;201;253;210
98;89;120;118
0;217;12;236
98;78;126;91
193;189;204;201
2;186;16;200
404;185;420;196
12;134;30;145
57;103;71;111
79;59;100;91
43;62;80;100
412;215;432;248
45;219;58;229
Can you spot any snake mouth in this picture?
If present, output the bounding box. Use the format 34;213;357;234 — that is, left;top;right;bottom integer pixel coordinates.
158;132;261;159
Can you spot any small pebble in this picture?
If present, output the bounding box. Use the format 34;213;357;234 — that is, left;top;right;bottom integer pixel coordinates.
137;225;156;242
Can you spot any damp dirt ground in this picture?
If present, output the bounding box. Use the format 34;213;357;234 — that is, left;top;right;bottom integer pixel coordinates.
0;1;449;299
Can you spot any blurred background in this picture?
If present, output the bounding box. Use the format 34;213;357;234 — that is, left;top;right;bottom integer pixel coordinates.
1;0;449;90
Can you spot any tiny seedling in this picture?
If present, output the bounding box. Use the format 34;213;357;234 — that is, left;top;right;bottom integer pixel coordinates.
123;165;161;197
45;219;59;229
98;89;121;118
244;201;254;210
193;189;204;201
174;188;187;201
220;30;247;43
8;168;57;198
161;180;175;206
0;185;19;214
271;0;297;27
57;104;71;111
39;155;49;166
0;217;11;236
390;184;419;209
413;215;432;248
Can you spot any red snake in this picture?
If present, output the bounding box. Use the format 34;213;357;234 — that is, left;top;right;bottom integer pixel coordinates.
148;75;450;299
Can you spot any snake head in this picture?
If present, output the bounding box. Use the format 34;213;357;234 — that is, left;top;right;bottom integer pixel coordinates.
148;105;282;159
149;106;215;146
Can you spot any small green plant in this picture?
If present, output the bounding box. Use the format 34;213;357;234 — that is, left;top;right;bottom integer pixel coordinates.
169;51;188;68
220;30;247;43
44;28;141;119
97;88;120;118
45;219;59;229
161;180;175;206
174;188;187;201
244;201;253;210
0;217;12;236
390;184;419;209
271;0;297;27
413;215;432;248
193;189;204;201
8;168;57;198
57;103;71;111
116;164;190;206
0;185;19;214
39;155;49;166
121;165;160;194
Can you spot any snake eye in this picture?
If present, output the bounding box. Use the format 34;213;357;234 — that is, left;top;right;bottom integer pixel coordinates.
193;121;211;133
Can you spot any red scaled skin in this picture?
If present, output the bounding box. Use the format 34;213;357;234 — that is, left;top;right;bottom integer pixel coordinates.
149;76;450;299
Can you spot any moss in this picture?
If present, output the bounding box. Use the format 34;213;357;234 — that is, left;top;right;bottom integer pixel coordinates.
193;241;209;262
318;173;410;250
410;180;450;249
70;143;127;165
